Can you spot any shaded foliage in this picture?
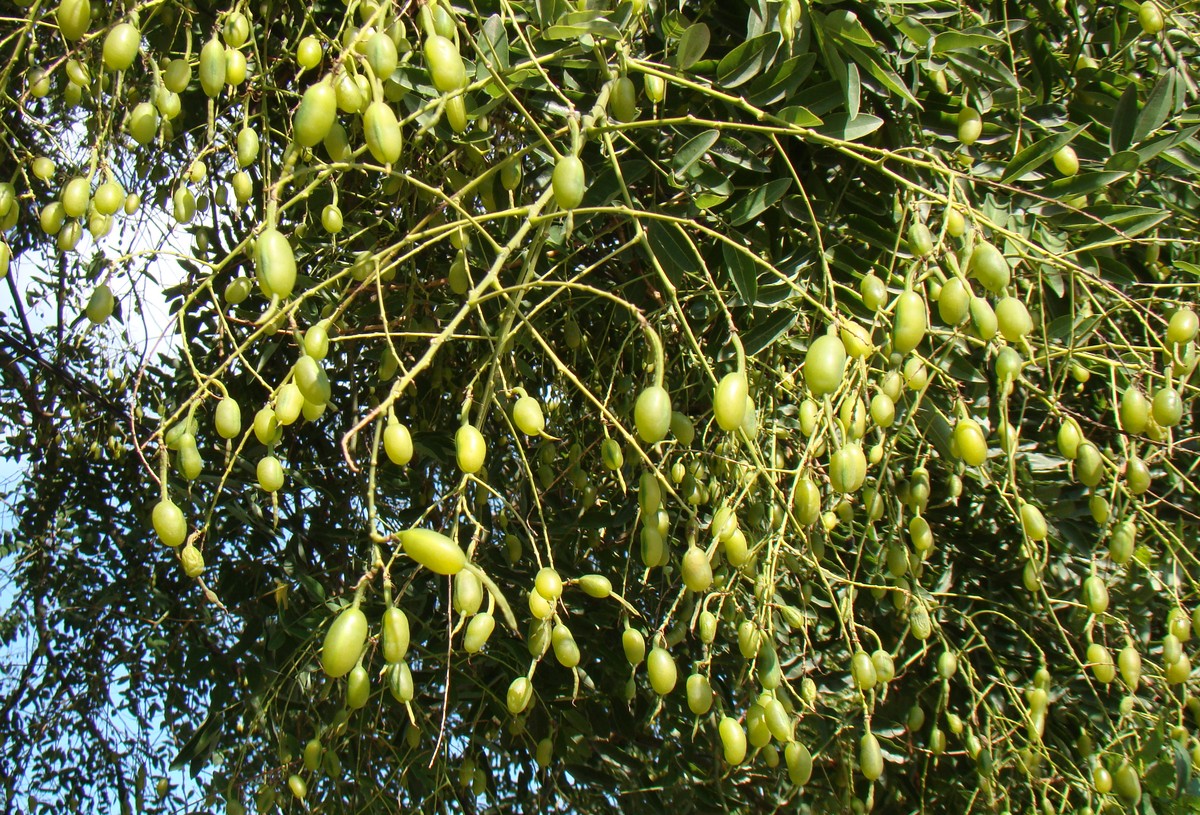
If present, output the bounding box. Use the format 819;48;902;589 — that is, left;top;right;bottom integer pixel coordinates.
1;0;1200;813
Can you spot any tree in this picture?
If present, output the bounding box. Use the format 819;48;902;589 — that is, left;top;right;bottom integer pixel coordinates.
1;0;1199;811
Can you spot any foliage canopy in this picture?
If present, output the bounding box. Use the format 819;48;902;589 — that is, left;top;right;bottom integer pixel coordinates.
1;0;1200;813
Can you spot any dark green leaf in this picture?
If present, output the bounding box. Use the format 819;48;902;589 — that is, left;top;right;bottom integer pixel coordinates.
1046;313;1102;345
1062;205;1171;252
847;62;862;119
999;125;1088;183
533;0;566;26
844;214;902;254
932;31;1005;53
726;177;791;227
791;79;847;116
677;23;710;70
1105;150;1141;172
659;10;690;40
1094;255;1138;286
1134;125;1200;163
813;113;883;141
299;573;326;601
775;105;823;128
742;308;798;356
644;221;702;285
938;352;987;384
478;15;509;70
171;710;223;772
944;51;1018;89
1038;171;1129;201
1176;740;1192;794
747;53;817;107
920;408;956;461
825;9;875;47
1132;69;1177;145
1110;83;1139;153
816;24;852;112
1160;144;1200;175
895;16;932;47
687;164;734;196
717;32;782;89
413;429;455;462
544;12;621;41
588;158;651;206
1057;205;1169;236
709;135;772;173
671;129;720;178
721;239;758;304
837;40;920;107
579;499;637;530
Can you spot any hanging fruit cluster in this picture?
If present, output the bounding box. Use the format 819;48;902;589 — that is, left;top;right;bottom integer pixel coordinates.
5;0;1200;810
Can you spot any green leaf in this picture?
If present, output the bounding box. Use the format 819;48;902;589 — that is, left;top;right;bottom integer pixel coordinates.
677;23;710;70
726;177;791;227
825;9;875;47
1046;312;1103;346
1105;150;1141;172
171;710;224;773
581;157;648;209
896;16;932;47
1057;205;1169;236
717;32;782;89
945;51;1019;89
844;61;860;119
791;79;847;117
721;239;758;304
1039;171;1130;202
836;40;920;107
775;106;823;128
932;31;1005;53
814;113;883;141
687;164;733;196
644;221;702;285
1110;83;1139;153
844;214;902;254
1132;69;1177;145
544;12;621;41
999;124;1088;183
478;15;509;70
671;129;720;178
1134;125;1200;163
938;352;988;384
1104;209;1173;239
534;0;566;26
709;136;771;173
742;308;798;356
695;191;729;209
659;10;690;40
299;573;326;601
1060;205;1171;251
921;409;956;461
747;53;817;107
1094;255;1137;286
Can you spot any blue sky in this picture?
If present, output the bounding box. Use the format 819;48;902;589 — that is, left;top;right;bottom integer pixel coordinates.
0;204;211;809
